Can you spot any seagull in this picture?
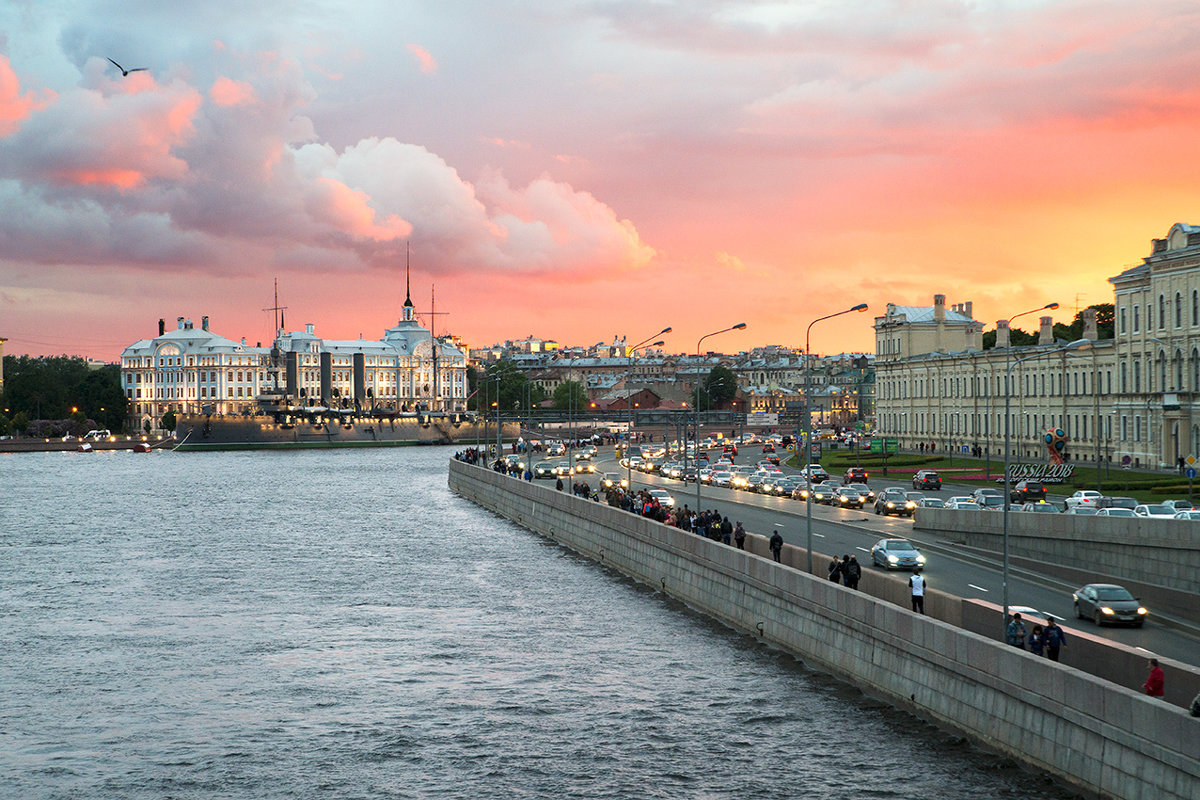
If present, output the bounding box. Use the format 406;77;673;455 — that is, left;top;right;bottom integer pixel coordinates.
106;57;147;77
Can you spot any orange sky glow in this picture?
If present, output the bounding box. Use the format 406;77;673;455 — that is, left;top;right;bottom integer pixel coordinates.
2;3;1200;361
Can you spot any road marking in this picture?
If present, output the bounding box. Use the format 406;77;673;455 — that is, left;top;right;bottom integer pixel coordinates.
1135;646;1154;653
856;546;870;553
812;532;825;538
968;584;989;593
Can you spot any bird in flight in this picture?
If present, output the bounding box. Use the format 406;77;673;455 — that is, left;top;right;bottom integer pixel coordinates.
106;57;147;77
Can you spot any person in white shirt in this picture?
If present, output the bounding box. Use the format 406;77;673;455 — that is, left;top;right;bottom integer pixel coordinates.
909;569;926;614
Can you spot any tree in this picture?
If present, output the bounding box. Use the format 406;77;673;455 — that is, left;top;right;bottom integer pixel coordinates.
161;410;177;432
553;380;587;411
692;366;738;410
12;411;29;433
981;327;1037;349
0;355;127;429
1052;303;1115;343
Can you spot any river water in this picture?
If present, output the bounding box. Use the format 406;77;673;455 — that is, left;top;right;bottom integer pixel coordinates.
0;447;1078;799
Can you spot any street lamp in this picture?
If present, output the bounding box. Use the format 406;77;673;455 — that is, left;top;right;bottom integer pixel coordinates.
627;327;672;489
804;304;868;574
1002;337;1090;637
695;323;747;518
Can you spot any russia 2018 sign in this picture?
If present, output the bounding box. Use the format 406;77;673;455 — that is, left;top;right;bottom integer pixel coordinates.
1006;463;1075;483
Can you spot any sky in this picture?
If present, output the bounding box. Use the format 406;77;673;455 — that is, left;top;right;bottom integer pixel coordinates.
2;0;1200;361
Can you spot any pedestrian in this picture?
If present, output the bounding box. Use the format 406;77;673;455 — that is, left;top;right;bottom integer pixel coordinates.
734;521;746;550
555;477;564;492
828;556;843;582
909;569;926;614
1143;658;1165;698
1006;613;1027;648
843;555;861;590
1043;616;1066;661
720;516;733;545
769;528;783;563
1027;624;1044;656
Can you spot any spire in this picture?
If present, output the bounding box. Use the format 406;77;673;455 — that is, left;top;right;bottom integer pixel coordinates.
402;241;415;321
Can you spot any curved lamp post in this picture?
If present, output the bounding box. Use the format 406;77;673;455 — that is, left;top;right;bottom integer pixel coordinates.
695;323;747;518
804;304;868;574
1002;337;1090;637
626;327;672;489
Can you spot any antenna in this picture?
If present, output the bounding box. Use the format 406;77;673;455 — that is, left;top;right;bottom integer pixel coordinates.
263;278;288;333
1074;293;1085;319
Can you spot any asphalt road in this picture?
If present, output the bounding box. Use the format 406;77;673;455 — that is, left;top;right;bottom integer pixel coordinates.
581;445;1200;668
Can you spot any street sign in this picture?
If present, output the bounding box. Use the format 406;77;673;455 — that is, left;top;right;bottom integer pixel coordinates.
1187;455;1196;467
1187;467;1196;479
1121;455;1132;466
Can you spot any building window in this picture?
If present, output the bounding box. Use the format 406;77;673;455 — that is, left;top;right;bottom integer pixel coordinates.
1176;292;1183;328
1194;290;1199;326
1159;294;1165;329
1134;361;1141;393
1120;363;1127;393
1133;305;1140;332
1119;306;1127;334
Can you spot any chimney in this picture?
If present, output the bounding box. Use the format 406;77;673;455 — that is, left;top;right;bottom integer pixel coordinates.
886;302;896;316
1082;308;1097;341
933;294;946;322
202;315;209;331
177;316;185;329
158;318;165;337
1038;316;1054;345
996;320;1010;349
964;301;973;319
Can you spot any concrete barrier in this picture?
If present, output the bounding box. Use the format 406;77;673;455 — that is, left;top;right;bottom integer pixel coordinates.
914;508;1200;616
450;461;1200;800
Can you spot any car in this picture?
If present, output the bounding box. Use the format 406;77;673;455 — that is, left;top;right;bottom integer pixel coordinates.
811;481;841;504
773;477;801;496
1133;504;1175;519
946;496;973;506
947;499;982;510
745;474;767;492
799;465;830;483
971;488;1002;503
554;461;574;477
698;468;713;484
759;476;786;494
844;467;869;484
534;461;557;479
847;482;875;503
711;471;734;488
1096;508;1137;517
647;488;676;508
976;495;1005;510
912;470;942;490
575;461;596;474
1162;499;1195;512
1097;496;1137;511
722;444;738;457
1065;506;1099;516
84;429;111;440
1072;583;1148;627
600;472;628;490
682;467;697;483
1020;502;1059;513
1064;490;1104;511
1173;510;1200;520
546;443;566;457
918;497;946;508
874;487;916;517
905;491;925;505
833;486;865;508
871;538;926;570
761;443;776;454
574;448;593;461
1010;480;1046;503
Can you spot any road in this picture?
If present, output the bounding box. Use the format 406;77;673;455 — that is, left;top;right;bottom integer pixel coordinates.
578;444;1200;668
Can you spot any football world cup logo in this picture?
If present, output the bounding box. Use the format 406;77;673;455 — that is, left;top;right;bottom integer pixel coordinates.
1044;428;1067;465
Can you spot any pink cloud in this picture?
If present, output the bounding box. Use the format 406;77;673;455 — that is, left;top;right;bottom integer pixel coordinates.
209;76;258;107
406;43;437;74
310;177;412;241
0;56;54;136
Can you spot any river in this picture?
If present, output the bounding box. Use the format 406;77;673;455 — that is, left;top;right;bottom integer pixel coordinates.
0;447;1079;799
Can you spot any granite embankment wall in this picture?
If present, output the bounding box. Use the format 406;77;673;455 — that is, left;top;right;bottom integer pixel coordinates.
449;461;1200;800
914;509;1200;616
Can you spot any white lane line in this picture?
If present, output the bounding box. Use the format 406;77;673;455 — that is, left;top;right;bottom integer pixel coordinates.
812;532;826;538
856;546;870;553
968;584;989;593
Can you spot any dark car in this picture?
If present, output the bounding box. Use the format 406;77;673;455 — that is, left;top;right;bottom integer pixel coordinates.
833;486;864;508
912;470;942;490
1010;480;1046;503
1073;583;1147;627
844;467;869;484
871;538;926;570
762;443;776;454
534;461;556;479
810;481;841;504
874;487;916;517
1096;496;1138;511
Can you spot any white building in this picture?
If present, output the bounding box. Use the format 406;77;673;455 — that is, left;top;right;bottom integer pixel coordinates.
120;291;468;431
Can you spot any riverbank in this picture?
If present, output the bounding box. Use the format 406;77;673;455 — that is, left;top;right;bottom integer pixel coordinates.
0;435;173;453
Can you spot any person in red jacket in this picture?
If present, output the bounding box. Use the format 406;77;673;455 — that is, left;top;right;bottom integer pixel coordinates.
1143;658;1165;697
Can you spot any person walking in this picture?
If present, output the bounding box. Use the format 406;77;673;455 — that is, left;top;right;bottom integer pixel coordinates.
828;556;843;582
769;528;783;563
1143;658;1165;698
733;521;746;550
1043;617;1067;661
909;569;926;614
555;477;564;491
1027;624;1045;656
1006;613;1027;648
843;555;861;590
720;516;733;545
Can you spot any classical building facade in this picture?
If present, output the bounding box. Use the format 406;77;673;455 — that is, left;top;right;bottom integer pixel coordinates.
120;292;468;430
873;224;1200;469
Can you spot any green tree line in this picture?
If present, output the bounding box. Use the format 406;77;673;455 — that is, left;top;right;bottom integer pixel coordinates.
0;355;127;435
981;304;1113;349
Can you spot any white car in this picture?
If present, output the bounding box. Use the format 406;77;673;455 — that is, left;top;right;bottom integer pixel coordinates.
799;464;830;483
1133;504;1176;519
1097;508;1137;518
1064;490;1104;511
711;471;734;488
1162;499;1195;512
947;499;982;510
1173;510;1200;520
647;488;675;507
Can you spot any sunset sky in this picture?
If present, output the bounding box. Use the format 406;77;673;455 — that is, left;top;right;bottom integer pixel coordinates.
3;1;1200;361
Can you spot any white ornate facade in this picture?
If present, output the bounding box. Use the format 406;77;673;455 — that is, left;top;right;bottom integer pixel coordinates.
873;224;1200;469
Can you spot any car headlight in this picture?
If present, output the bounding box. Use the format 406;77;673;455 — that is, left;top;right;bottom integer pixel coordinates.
905;502;916;509
888;555;899;563
886;502;895;508
1100;607;1114;615
1137;607;1148;615
916;555;926;564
